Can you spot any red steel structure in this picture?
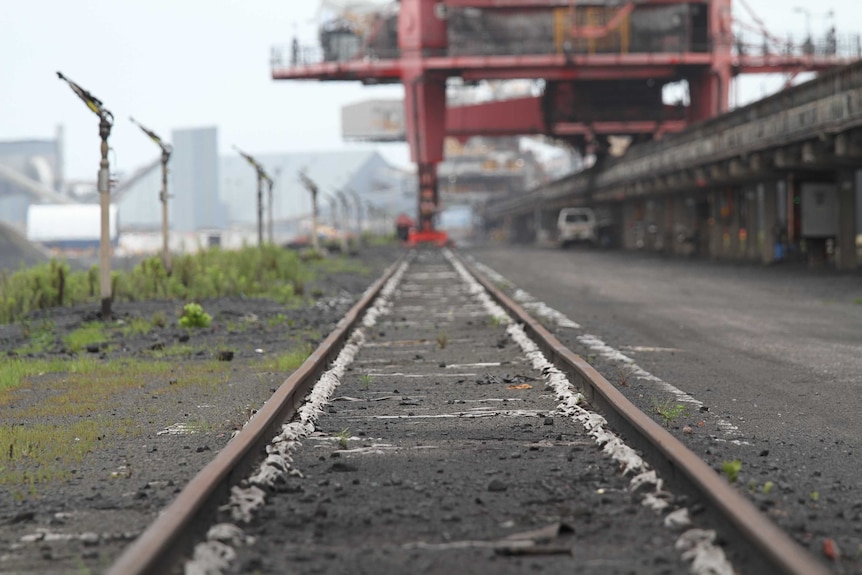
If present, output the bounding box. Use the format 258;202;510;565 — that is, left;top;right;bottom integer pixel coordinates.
272;0;857;236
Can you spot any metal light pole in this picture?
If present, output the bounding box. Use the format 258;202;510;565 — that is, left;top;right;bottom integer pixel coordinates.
265;175;274;244
794;6;812;53
57;72;114;320
299;171;320;252
130;117;172;272
366;201;378;236
270;167;281;244
336;190;350;253
348;189;363;245
234;146;272;247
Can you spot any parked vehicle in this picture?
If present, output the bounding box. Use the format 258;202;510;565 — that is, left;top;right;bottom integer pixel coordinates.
557;207;597;247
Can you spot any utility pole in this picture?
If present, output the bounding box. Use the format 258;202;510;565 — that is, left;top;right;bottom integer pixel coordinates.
129;117;172;272
348;189;363;246
234;146;272;247
271;167;281;245
336;190;350;253
299;171;320;252
366;201;378;236
57;72;114;320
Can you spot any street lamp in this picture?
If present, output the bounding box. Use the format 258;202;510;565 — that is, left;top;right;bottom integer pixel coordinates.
366;201;380;236
272;167;282;245
233;146;272;247
348;189;363;245
129;117;172;272
57;71;114;320
336;190;351;253
793;6;812;54
299;171;320;252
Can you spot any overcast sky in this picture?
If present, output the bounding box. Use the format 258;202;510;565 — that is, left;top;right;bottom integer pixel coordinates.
2;0;858;182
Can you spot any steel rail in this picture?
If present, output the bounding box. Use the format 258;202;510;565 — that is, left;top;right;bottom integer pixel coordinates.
454;251;831;575
106;253;406;575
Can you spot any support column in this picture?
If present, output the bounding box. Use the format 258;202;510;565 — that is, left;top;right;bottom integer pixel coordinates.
760;181;778;264
399;0;447;234
836;170;858;271
622;201;639;250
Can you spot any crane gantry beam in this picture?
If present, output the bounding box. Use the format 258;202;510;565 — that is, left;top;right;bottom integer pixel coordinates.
273;0;858;240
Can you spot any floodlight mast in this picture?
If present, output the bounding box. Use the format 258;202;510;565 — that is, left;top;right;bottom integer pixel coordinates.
130;117;173;273
233;146;272;247
348;189;362;246
57;71;114;321
270;167;281;245
299;171;320;252
336;190;350;253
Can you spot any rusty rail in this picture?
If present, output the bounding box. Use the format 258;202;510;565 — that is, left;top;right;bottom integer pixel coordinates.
109;247;829;574
106;253;406;575
454;251;830;575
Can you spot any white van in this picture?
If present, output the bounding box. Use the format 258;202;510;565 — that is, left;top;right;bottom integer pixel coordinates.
557;207;597;247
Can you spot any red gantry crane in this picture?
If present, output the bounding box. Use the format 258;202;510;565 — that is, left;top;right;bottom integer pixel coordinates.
272;0;858;242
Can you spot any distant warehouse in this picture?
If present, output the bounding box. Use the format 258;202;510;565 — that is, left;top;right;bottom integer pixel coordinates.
26;204;118;250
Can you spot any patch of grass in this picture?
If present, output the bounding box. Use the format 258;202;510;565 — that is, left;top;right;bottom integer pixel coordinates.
311;256;371;277
269;344;313;372
121;317;155;338
360;374;373;390
0;417;135;486
15;319;56;355
63;322;107;353
0;356;101;400
436;333;449;349
489;315;504;328
267;313;287;328
853;297;862;305
17;359;171;418
722;459;742;483
762;481;774;495
652;398;688;427
154;361;230;393
151;311;168;328
148;344;209;359
1;246;308;325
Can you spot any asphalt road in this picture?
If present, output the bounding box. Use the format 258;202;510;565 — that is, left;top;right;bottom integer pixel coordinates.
468;244;862;570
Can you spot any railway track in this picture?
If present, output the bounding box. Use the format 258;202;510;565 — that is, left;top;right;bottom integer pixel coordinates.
107;249;831;575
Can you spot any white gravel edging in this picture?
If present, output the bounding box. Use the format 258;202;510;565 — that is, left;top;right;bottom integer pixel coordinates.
469;257;746;444
449;250;734;575
184;259;411;575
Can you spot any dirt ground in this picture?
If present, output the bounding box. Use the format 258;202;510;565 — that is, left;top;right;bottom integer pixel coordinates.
0;245;399;574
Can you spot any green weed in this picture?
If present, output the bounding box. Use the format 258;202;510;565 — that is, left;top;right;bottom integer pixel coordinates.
617;365;636;387
179;303;212;329
722;459;742;483
652;398;688;427
335;428;350;449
